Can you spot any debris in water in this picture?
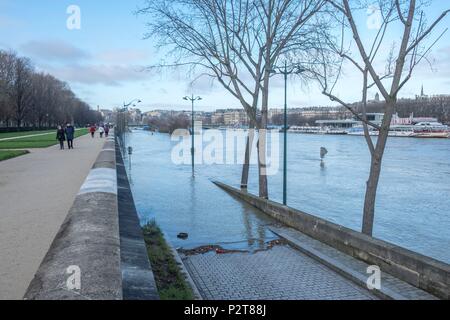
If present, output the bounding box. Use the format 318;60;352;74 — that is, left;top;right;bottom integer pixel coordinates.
178;239;288;256
254;239;288;253
177;233;189;240
320;147;328;160
179;245;248;256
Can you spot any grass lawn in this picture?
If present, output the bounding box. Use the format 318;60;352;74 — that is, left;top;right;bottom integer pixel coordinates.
0;128;89;149
0;130;54;140
142;220;195;300
0;150;29;162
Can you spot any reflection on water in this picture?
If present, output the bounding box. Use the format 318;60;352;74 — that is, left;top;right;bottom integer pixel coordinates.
125;131;278;251
125;130;450;263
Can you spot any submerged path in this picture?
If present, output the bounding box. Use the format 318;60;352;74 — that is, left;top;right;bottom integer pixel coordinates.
183;245;378;300
0;134;105;300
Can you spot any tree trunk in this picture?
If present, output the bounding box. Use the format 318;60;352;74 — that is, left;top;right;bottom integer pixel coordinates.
362;101;395;236
241;125;255;189
362;153;382;236
257;131;268;199
258;89;269;199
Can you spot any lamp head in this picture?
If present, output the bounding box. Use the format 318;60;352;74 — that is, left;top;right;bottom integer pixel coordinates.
296;66;306;74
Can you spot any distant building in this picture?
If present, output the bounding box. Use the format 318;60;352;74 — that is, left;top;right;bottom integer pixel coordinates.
368;92;381;103
99;109;114;124
128;108;143;125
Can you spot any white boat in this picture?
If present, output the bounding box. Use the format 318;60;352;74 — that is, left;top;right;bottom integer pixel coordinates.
288;126;348;135
288;126;322;134
347;122;450;138
412;122;450;138
347;125;415;137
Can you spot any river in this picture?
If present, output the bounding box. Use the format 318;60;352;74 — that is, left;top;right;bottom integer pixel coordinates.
124;130;450;263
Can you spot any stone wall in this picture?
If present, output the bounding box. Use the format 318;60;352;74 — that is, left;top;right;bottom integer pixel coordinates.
24;135;159;300
25;137;120;300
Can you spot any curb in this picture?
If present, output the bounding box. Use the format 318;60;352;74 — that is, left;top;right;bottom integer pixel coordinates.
166;239;204;300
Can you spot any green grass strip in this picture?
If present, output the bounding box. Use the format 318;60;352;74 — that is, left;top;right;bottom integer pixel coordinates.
142;220;195;300
0;129;89;149
0;150;29;162
0;130;54;140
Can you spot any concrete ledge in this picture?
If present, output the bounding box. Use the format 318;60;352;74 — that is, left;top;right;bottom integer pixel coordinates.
214;181;450;299
25;139;122;300
270;226;437;300
116;139;159;300
167;240;203;300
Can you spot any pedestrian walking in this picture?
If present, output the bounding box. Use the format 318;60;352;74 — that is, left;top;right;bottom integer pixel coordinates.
105;125;110;138
56;126;66;150
99;126;105;138
65;123;75;149
90;124;96;138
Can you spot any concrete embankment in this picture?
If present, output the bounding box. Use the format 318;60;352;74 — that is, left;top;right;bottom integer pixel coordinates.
214;181;450;300
24;135;158;300
116;141;159;300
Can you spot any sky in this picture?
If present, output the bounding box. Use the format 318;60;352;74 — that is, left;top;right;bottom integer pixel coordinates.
0;0;449;112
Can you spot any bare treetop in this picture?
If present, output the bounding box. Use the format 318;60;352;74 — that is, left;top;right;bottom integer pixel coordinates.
139;0;325;125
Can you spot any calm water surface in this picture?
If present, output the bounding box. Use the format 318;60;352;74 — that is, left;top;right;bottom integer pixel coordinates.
125;130;450;263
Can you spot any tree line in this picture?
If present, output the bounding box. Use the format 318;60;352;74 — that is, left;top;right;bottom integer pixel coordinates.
146;114;191;134
0;50;103;129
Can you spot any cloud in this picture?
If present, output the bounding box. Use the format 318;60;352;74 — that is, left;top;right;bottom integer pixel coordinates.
0;15;25;29
96;49;151;63
20;40;90;62
43;64;150;86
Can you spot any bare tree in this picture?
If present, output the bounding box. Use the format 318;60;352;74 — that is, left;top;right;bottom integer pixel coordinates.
138;0;325;199
316;0;449;235
0;51;15;127
10;56;33;128
0;50;102;129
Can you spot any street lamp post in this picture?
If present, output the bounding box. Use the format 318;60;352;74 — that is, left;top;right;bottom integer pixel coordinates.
183;95;202;177
120;99;142;152
271;62;305;206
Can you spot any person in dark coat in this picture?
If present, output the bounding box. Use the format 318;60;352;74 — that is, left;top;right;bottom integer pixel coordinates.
56;126;66;150
104;125;110;138
65;123;75;149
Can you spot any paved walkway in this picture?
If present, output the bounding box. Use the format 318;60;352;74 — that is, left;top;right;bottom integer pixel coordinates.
183;245;378;300
0;134;105;300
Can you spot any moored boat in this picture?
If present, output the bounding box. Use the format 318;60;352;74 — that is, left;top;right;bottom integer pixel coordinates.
412;122;450;138
347;122;450;138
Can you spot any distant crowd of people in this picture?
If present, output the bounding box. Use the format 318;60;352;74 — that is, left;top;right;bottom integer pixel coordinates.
56;123;111;150
89;124;110;139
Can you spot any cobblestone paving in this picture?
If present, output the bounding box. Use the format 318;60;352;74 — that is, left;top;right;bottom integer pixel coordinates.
183;245;377;300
